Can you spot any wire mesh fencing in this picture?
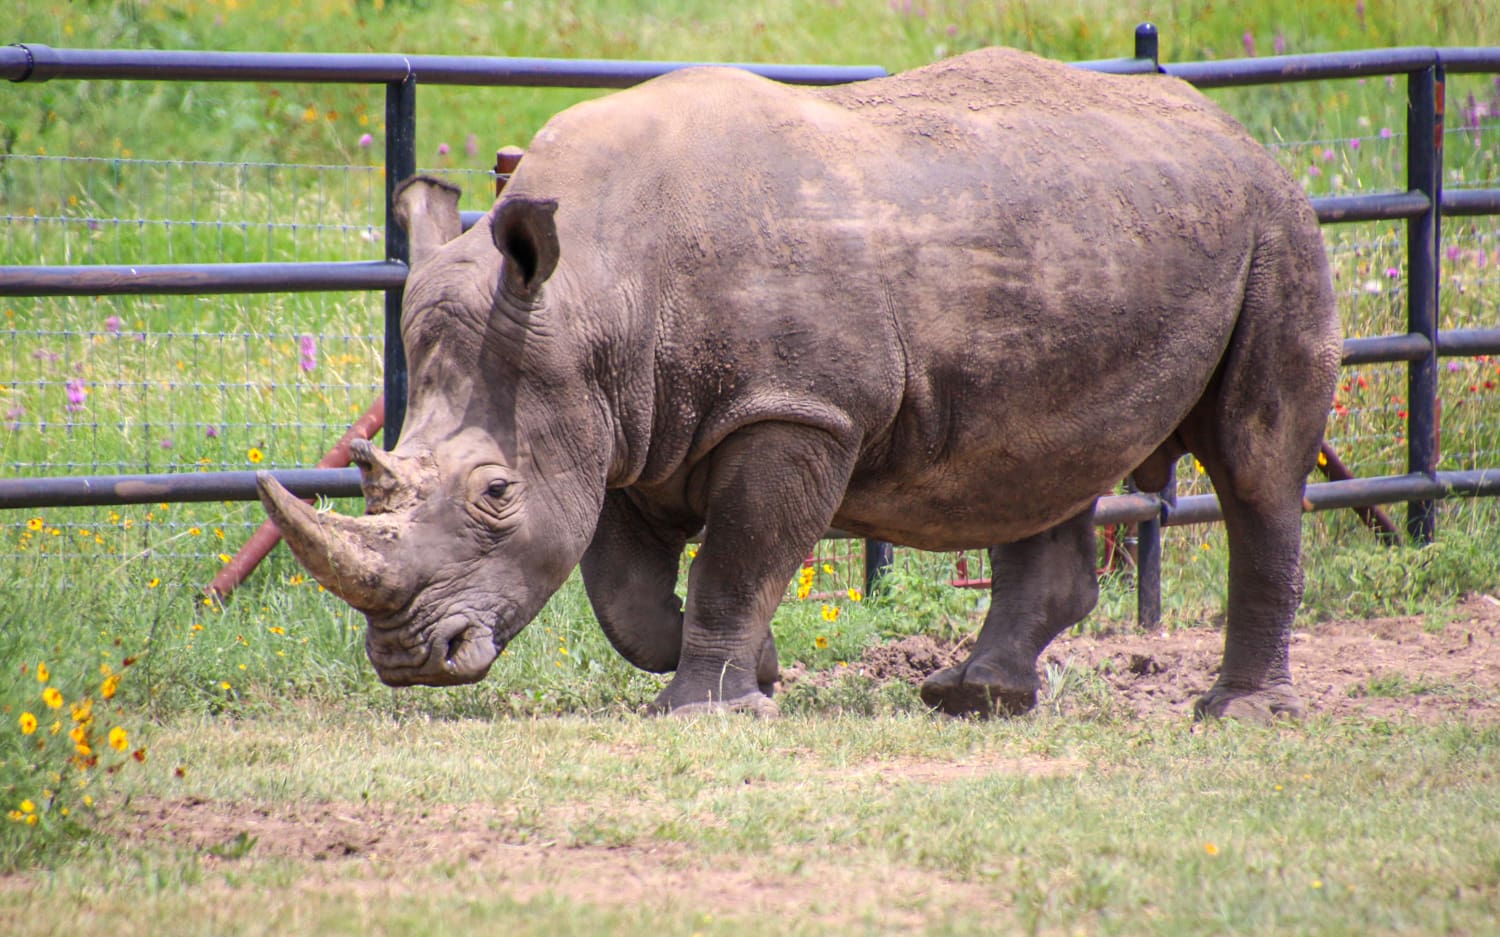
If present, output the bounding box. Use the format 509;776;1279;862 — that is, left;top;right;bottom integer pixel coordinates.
1;65;1497;597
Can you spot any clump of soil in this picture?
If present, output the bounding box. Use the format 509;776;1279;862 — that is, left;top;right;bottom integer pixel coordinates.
788;592;1500;723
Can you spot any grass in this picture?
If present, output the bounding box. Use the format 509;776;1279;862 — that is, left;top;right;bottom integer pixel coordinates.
1;0;1499;931
3;707;1498;934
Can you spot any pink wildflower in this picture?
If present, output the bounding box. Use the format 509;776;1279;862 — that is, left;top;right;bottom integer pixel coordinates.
64;379;87;412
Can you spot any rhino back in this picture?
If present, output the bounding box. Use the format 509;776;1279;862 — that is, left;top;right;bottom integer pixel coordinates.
509;48;1321;547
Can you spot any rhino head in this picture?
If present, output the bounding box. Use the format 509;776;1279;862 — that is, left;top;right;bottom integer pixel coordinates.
257;176;613;687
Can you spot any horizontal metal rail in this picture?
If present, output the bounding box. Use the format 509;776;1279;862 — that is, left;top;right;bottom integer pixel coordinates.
1165;47;1444;88
1;44;888;88
0;260;408;296
0;469;362;509
4;468;1494;530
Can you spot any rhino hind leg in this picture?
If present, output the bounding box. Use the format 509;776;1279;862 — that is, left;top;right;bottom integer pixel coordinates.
1182;224;1340;722
921;507;1099;717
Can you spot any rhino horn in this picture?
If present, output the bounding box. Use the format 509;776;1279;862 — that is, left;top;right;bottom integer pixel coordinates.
347;438;435;515
256;471;412;616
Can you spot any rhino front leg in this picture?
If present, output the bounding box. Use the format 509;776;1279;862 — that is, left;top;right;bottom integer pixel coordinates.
921;506;1099;717
579;490;693;674
654;423;854;716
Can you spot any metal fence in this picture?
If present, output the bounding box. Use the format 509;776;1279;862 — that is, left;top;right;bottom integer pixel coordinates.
2;27;1498;620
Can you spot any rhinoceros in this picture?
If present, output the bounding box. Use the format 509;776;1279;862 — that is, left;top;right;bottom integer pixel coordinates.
258;46;1340;721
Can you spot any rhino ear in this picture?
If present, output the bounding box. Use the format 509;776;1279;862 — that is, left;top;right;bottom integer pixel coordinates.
493;196;560;299
393;175;464;268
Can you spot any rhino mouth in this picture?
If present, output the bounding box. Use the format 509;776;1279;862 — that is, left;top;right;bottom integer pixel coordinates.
368;614;502;687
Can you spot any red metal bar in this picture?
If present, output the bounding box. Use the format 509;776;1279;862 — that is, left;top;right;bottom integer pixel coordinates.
206;395;385;600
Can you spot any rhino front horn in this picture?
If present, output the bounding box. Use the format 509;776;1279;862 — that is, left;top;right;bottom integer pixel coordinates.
255;471;413;616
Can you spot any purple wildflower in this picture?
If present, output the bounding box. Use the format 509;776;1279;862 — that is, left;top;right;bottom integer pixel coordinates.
105;315;121;335
5;405;23;431
465;133;479;157
1447;244;1463;262
1273;32;1286;55
1308;164;1322;178
1322;148;1336;162
358;133;374;148
1349;138;1361;152
1242;32;1256;57
437;142;450;156
1448;361;1462;372
1380;127;1393;139
64;378;87;412
298;334;318;374
1386;267;1400;278
160;437;174;450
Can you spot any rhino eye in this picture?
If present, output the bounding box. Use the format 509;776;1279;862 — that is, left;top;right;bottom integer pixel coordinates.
484;480;510;499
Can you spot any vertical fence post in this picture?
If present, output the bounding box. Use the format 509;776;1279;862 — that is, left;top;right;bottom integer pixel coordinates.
1133;21;1167;631
1405;63;1443;543
1135;22;1160;71
863;538;894;598
1132;464;1173;630
383;76;417;449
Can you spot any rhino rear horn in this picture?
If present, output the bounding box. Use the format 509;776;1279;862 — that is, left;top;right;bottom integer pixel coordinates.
393;175;464;268
494;196;560;298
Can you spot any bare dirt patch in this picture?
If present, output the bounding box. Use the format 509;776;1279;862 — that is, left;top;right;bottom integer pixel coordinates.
822;591;1500;723
102;796;1002;927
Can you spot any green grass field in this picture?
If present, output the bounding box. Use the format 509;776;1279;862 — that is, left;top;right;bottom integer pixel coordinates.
2;1;1499;932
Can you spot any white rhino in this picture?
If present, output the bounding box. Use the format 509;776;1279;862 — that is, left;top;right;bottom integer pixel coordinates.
259;47;1340;720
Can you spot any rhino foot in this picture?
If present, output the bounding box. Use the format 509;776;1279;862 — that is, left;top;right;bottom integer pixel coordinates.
920;661;1038;718
1193;684;1304;724
653;690;780;719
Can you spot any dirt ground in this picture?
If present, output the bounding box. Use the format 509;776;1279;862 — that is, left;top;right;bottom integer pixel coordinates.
57;592;1500;927
825;590;1500;723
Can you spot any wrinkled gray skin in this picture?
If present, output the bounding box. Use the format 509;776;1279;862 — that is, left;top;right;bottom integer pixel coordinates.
259;47;1340;721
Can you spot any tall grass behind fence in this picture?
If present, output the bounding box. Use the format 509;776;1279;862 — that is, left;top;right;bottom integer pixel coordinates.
0;145;494;565
1;61;1498;605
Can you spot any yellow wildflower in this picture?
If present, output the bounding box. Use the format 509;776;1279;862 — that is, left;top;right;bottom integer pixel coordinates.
71;699;92;724
815;635;830;649
69;725;87;745
247;447;265;464
822;563;835;575
188;527;202;536
36;662;49;682
18;712;37;735
42;687;63;709
101;674;121;700
820;604;840;622
1204;842;1220;856
26;517;43;531
108;727;129;752
847;588;863;602
20;800;35;814
147;577;160;589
